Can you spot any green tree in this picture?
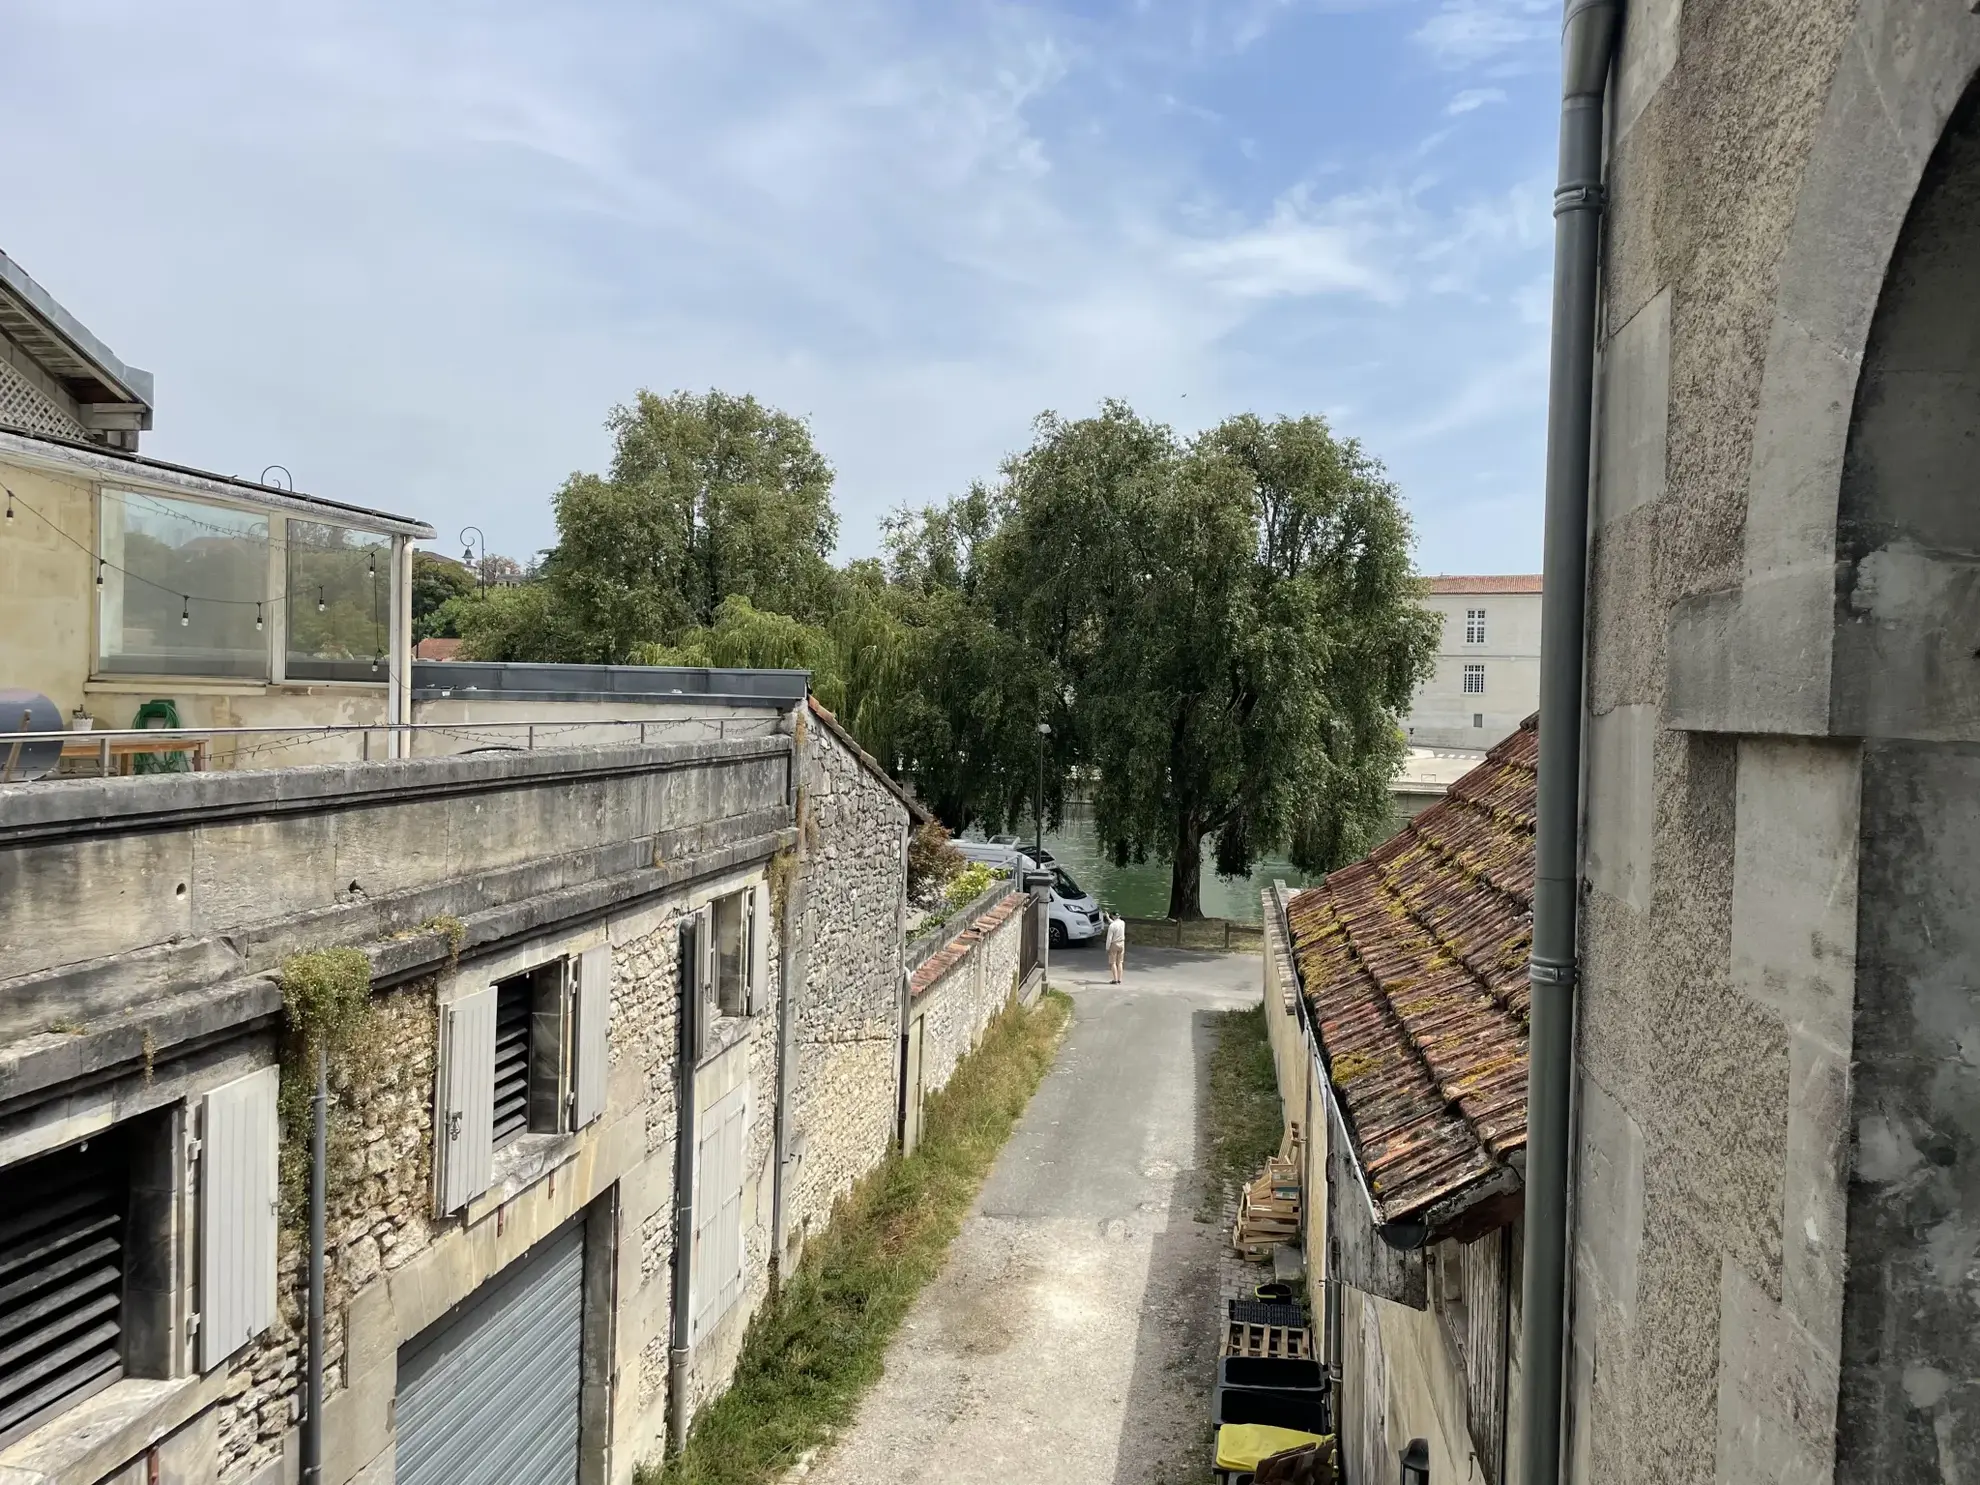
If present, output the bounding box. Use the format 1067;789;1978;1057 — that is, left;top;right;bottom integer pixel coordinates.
989;406;1436;918
411;551;476;642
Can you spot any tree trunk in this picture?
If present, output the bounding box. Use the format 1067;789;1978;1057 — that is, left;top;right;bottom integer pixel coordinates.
1169;820;1205;921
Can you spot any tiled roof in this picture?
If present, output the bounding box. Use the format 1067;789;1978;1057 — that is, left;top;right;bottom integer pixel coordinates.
910;893;1026;998
1284;719;1536;1235
1423;574;1543;594
415;637;463;660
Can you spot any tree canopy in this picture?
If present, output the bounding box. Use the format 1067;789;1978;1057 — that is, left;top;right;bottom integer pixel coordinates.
447;388;1436;918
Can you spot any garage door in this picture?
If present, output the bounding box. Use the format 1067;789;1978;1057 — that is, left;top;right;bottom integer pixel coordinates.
395;1223;584;1485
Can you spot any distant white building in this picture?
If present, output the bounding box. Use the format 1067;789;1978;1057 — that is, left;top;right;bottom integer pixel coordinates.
1402;575;1541;748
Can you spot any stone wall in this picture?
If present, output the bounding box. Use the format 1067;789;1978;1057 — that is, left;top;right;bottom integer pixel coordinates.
784;710;909;1254
1572;7;1980;1485
908;893;1026;1107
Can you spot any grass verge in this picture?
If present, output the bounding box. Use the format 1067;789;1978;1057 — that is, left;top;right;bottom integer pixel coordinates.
639;987;1073;1485
1200;1003;1284;1220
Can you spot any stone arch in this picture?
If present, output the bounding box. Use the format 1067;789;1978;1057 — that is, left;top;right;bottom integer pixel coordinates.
1832;62;1980;1480
1665;10;1980;736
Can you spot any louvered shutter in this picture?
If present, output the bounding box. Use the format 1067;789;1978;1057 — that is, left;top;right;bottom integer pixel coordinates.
689;1086;749;1340
746;888;771;1016
572;945;611;1130
200;1065;278;1372
438;989;497;1213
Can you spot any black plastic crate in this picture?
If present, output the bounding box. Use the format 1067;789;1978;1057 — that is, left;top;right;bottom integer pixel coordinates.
1219;1355;1326;1394
1213;1383;1332;1435
1229;1298;1306;1328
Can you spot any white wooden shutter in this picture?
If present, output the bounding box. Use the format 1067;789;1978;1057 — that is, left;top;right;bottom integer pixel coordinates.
689;1084;750;1341
200;1065;279;1372
745;887;767;1016
438;988;497;1213
573;944;611;1129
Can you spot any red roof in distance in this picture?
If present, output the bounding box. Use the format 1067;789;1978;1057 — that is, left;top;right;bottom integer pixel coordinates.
1422;575;1543;595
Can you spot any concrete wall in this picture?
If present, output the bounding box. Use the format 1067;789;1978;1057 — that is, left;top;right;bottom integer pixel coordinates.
1570;7;1980;1484
777;710;910;1265
1403;592;1541;749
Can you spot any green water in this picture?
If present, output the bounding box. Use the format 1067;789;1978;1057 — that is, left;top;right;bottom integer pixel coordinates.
992;803;1308;922
989;798;1426;922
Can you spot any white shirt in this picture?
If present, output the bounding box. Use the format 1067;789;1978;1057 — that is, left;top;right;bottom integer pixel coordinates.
1105;916;1126;950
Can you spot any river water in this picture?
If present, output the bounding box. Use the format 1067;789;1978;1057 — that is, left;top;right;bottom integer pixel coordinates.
989;799;1419;922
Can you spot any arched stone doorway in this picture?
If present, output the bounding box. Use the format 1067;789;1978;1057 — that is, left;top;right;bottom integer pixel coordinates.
1835;72;1980;1478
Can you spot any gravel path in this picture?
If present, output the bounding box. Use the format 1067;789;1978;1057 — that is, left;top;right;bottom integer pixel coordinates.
797;945;1260;1485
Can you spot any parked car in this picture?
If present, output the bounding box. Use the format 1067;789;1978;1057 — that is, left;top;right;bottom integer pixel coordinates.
952;841;1105;948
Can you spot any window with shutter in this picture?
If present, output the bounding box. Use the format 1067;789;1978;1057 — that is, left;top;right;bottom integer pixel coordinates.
438;988;497;1213
200;1065;279;1373
0;1133;128;1447
712;893;746;1017
493;978;532;1151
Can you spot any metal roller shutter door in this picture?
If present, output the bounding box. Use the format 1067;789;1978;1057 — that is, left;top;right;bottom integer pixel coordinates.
395;1224;583;1485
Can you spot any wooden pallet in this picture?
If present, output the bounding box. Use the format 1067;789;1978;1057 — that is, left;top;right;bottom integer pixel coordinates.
1222;1320;1313;1360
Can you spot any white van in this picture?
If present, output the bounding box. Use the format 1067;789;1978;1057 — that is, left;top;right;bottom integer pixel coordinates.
953;841;1106;948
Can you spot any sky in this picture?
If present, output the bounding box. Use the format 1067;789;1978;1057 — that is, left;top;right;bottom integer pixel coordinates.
0;0;1561;575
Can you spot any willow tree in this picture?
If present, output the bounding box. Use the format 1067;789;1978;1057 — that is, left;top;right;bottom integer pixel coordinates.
990;406;1437;919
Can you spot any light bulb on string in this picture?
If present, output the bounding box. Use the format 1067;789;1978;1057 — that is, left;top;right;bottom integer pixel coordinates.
370;654;380;674
368;552;376;577
96;560;105;588
181;596;191;627
4;490;12;521
256;602;264;632
317;587;326;614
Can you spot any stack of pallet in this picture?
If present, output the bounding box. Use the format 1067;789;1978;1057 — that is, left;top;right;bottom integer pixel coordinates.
1232;1124;1303;1261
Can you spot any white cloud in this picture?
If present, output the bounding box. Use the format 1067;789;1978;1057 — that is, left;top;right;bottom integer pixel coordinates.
0;0;1558;574
1414;0;1554;69
1446;86;1508;114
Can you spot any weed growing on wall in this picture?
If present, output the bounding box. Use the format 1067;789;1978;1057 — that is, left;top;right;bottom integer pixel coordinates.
274;947;385;1238
639;989;1073;1485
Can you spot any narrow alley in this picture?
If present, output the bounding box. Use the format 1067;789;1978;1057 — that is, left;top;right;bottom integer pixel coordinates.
801;946;1260;1485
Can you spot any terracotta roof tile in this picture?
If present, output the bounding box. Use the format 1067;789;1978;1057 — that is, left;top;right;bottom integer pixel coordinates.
1284;721;1536;1230
1423;574;1543;594
909;892;1025;998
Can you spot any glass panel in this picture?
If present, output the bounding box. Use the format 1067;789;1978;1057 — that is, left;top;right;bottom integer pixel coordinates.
286;521;392;680
97;490;269;678
713;892;746;1016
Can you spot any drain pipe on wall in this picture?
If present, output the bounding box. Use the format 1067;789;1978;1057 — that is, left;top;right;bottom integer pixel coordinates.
301;1045;327;1485
1518;3;1621;1485
668;920;703;1456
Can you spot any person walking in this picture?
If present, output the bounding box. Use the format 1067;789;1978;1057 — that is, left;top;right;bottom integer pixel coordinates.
1106;912;1126;983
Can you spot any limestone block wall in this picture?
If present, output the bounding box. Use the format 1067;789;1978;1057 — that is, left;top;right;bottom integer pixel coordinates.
784;711;909;1251
908;893;1026;1105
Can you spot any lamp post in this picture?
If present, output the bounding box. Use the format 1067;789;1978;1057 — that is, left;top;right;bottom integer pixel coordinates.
459;526;485;590
1035;721;1050;865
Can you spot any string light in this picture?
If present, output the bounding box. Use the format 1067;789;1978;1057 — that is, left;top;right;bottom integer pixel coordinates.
4;490;12;521
256;602;264;632
317;587;326;614
370;654;380;673
368;552;376;577
180;596;191;627
96;560;105;589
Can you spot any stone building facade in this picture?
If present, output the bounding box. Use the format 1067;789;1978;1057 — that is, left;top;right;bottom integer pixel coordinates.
1564;4;1980;1482
0;699;919;1485
775;702;917;1265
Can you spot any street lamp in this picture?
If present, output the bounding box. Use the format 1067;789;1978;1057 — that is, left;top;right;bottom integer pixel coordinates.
459;527;485;589
1035;721;1050;865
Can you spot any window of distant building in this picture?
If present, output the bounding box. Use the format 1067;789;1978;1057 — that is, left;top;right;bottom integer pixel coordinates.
1473;713;1485;729
1465;608;1486;644
1463;663;1485;695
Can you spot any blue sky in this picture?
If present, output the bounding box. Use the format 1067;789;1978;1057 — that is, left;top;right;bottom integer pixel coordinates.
1;0;1559;574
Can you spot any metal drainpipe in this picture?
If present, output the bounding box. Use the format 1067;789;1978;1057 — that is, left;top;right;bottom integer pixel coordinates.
668;929;701;1455
302;1045;327;1485
1519;4;1621;1485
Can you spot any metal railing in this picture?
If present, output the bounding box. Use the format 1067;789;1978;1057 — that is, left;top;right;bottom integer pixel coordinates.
0;716;781;781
